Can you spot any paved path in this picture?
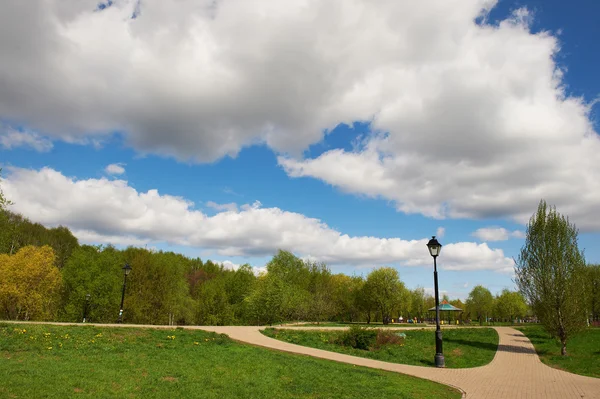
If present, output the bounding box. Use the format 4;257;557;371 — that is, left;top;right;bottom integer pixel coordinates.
198;325;600;399
6;322;600;398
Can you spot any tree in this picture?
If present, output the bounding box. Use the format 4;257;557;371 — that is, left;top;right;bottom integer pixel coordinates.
515;200;588;355
364;267;403;324
409;287;427;321
0;168;12;211
0;245;62;320
494;289;528;323
586;264;600;323
60;245;125;323
466;285;494;325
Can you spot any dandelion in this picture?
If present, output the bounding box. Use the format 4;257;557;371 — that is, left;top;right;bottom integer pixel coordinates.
167;335;176;340
47;347;52;350
95;333;102;338
193;342;199;345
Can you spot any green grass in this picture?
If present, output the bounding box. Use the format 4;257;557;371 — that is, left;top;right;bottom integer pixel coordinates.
290;322;429;328
0;323;460;399
517;325;600;378
262;327;498;368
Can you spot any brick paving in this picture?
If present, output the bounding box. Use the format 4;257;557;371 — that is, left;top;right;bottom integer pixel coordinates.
198;325;600;399
8;322;600;398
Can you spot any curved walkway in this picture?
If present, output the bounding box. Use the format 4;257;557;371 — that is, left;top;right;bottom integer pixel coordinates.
6;322;600;398
199;325;600;399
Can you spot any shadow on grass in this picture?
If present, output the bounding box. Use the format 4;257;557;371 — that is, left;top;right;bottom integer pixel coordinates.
444;337;539;355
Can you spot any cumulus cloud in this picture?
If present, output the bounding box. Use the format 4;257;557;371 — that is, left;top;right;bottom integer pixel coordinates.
0;126;53;152
2;0;599;230
472;227;526;242
206;201;238;213
105;163;126;175
2;166;514;272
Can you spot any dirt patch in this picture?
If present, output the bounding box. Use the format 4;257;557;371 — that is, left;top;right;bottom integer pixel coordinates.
452;348;463;357
161;376;178;382
73;388;84;393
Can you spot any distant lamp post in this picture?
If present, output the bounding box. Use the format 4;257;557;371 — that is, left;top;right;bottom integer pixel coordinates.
83;293;91;323
427;236;445;368
117;263;132;323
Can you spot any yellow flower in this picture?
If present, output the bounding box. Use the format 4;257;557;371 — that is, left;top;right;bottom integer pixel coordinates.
47;347;52;350
193;342;199;345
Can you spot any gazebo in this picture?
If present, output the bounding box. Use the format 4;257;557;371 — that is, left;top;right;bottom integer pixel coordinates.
428;300;463;324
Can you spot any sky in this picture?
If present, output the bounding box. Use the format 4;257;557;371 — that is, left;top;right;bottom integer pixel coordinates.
1;0;599;300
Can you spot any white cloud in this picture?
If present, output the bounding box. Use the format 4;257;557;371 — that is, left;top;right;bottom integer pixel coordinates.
105;163;126;175
436;227;446;238
3;166;514;272
2;1;599;230
220;260;265;276
206;201;238;213
472;227;526;242
0;127;53;152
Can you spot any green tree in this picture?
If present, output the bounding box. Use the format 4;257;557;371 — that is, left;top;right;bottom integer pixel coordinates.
515;200;588;355
60;245;125;323
409;287;428;322
494;289;528;323
364;267;403;324
586;264;600;323
466;285;494;325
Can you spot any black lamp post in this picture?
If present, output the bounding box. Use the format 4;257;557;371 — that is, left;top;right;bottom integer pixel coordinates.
117;263;132;323
427;236;445;368
83;293;91;323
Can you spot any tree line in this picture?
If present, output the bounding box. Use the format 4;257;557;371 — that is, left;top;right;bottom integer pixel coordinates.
1;176;599;341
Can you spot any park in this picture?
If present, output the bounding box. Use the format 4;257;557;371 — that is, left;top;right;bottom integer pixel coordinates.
1;1;600;396
1;183;599;397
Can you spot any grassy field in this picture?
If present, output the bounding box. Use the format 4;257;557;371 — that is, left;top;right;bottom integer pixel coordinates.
0;323;461;399
263;327;498;368
517;325;600;378
288;322;430;328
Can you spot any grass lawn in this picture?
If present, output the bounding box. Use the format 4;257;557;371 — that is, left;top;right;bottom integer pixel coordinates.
517;325;600;378
0;323;460;399
289;322;429;328
263;327;498;368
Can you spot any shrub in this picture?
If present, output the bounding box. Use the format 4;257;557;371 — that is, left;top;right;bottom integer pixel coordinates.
337;326;377;350
374;330;405;349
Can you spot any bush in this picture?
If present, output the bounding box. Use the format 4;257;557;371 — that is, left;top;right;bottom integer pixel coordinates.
374;330;405;349
337;326;377;350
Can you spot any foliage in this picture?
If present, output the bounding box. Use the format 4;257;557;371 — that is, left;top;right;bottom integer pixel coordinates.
264;327;499;368
517;325;600;378
586;264;600;322
0;246;62;320
0;324;460;399
494;289;528;323
466;285;494;325
60;245;125;323
515;200;588;355
363;267;406;324
337;325;378;350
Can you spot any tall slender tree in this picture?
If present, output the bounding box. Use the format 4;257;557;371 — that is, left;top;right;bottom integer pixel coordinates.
515;200;587;355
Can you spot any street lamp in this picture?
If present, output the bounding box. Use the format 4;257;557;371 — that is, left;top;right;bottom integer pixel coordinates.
83;293;91;323
117;263;132;323
427;235;445;368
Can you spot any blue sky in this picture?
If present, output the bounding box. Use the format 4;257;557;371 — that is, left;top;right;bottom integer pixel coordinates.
1;0;599;300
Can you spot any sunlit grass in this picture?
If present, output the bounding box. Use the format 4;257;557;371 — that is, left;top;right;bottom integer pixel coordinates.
517;325;600;378
263;327;498;368
0;323;460;398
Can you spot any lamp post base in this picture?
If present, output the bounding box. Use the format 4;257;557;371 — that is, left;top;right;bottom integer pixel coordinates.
434;353;445;368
